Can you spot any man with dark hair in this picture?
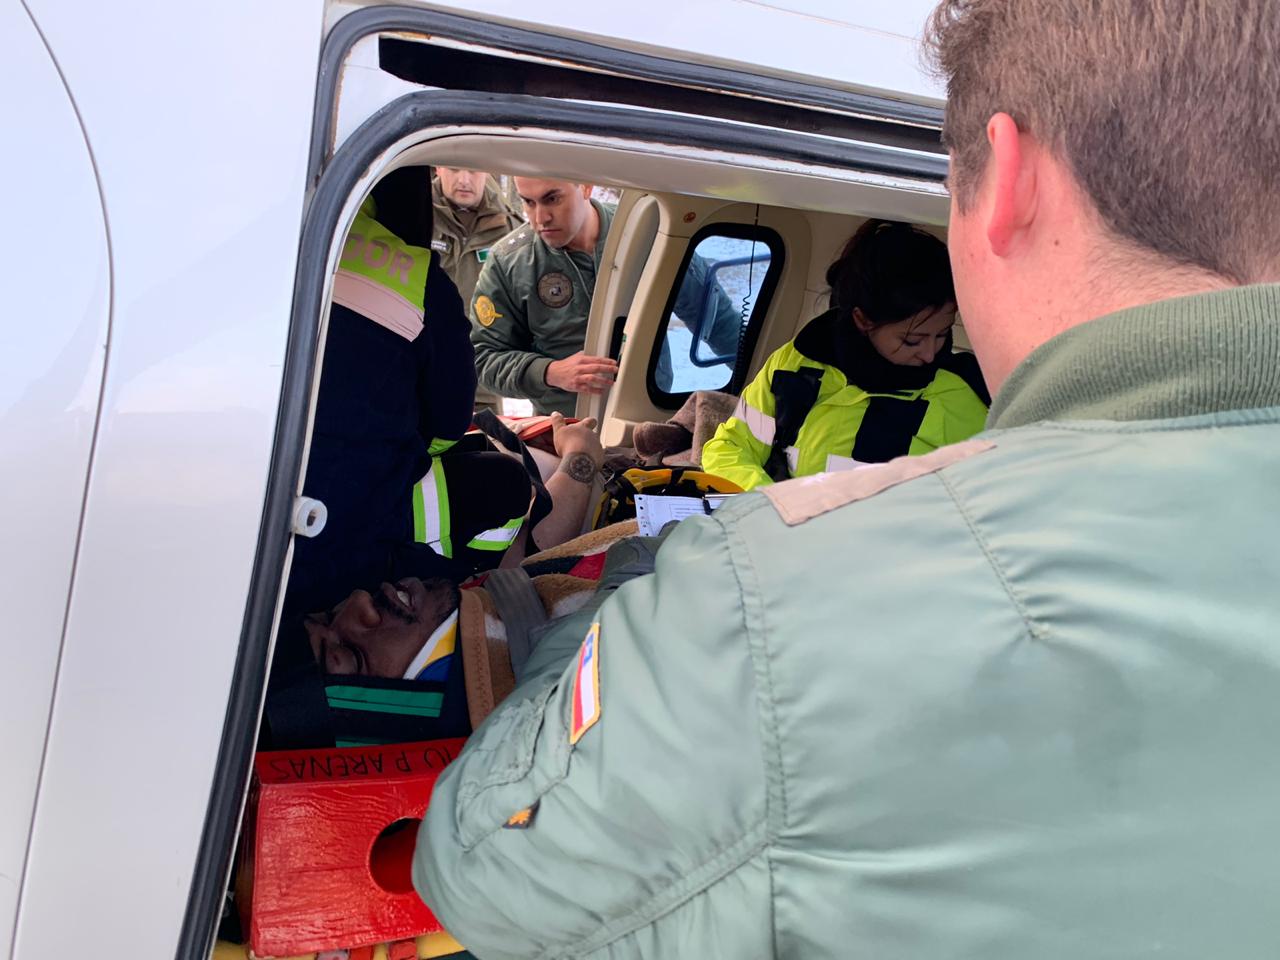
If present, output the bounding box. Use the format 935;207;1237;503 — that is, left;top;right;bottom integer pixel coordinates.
414;2;1280;957
470;178;747;416
469;179;620;416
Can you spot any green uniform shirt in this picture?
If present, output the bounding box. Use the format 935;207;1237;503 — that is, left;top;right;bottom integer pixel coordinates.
417;284;1280;959
469;200;616;416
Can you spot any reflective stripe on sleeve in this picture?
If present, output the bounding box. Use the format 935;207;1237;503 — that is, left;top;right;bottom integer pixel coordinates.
466;516;525;552
333;268;424;341
734;397;777;446
413;460;453;558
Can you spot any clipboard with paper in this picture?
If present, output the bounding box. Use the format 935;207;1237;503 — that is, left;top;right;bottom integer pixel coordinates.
634;493;737;536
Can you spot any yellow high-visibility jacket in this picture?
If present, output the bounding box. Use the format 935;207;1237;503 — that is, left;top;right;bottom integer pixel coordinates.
702;309;990;490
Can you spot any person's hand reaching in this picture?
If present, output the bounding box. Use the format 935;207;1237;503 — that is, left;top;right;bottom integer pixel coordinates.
550;412;603;469
545;352;618;394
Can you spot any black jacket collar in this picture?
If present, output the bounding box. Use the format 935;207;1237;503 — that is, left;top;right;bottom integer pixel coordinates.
793;309;988;401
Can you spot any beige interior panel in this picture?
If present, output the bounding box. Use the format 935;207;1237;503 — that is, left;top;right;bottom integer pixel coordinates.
388;130;962;439
397;132;949;223
578;192;661;430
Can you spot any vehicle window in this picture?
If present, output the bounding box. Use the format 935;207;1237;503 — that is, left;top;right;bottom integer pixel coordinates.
648;225;784;405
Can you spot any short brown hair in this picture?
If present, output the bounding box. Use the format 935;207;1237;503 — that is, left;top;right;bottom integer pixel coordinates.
925;0;1280;283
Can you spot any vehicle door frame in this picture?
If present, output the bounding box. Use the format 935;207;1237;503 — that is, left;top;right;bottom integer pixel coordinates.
178;11;948;956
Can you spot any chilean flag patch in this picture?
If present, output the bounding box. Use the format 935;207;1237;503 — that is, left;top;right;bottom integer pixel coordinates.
569;623;602;745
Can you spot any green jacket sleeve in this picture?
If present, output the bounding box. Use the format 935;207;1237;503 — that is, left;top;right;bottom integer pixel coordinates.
469;259;552;400
413;514;768;959
700;347;784;491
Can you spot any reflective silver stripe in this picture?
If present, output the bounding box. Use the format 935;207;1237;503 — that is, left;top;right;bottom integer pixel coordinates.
332;268;424;341
466;516;525;551
417;460;449;557
786;445;800;475
733;397;776;446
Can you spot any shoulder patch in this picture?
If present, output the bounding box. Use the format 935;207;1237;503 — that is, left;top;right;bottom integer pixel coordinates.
502;799;540;830
474;295;502;327
763;438;996;526
569;622;602;745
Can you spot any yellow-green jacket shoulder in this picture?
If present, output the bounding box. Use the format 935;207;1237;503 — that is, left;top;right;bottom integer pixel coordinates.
702;309;989;490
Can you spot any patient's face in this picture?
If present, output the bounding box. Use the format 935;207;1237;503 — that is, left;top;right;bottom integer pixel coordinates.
305;577;459;678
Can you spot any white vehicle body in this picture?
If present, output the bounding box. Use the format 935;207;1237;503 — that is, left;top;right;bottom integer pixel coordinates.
1;2;945;956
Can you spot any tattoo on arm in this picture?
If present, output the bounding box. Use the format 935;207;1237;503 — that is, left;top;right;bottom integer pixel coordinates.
558;452;598;484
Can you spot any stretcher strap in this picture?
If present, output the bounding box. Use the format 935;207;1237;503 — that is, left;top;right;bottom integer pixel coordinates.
765;366;824;481
458;589;516;730
480;567;548;680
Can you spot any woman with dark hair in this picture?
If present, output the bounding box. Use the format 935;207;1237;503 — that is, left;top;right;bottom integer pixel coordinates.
702;218;989;490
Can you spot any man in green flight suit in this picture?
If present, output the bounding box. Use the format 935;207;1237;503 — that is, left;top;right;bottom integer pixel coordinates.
469;179;619;416
416;0;1280;957
470;178;746;415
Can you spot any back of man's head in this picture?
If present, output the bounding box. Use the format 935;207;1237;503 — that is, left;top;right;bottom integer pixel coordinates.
927;0;1280;284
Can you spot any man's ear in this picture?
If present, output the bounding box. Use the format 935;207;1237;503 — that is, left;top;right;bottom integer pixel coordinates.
985;112;1038;258
851;307;873;333
579;184;594;200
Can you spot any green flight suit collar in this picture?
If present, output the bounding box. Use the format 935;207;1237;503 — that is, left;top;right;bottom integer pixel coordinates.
989;283;1280;429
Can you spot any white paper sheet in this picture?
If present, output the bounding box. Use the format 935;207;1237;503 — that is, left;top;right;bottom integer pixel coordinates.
634;494;734;536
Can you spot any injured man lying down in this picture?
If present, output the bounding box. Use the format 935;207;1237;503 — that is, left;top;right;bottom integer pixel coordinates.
302;520;648;729
266;414;661;749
